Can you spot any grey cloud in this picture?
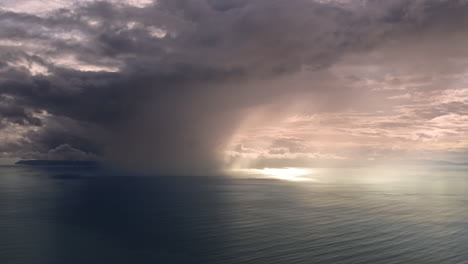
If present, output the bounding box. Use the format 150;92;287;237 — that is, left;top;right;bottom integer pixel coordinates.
0;96;41;127
270;138;307;154
47;144;98;161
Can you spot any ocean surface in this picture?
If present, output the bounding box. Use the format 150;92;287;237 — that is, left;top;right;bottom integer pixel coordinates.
1;165;468;264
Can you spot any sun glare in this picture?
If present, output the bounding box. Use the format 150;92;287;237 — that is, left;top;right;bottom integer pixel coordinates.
233;167;314;181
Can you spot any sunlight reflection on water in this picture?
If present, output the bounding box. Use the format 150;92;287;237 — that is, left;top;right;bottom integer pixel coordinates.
231;167;316;181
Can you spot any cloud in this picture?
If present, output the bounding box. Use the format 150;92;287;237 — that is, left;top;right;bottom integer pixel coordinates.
19;144;99;161
1;0;468;172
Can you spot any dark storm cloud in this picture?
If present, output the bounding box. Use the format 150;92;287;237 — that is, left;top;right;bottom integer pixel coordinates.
0;95;41;127
1;0;468;172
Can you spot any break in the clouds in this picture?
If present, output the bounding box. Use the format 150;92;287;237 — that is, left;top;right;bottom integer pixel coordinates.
1;0;468;173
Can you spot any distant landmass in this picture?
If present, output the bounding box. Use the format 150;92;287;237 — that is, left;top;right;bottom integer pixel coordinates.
397;160;468;167
15;160;99;166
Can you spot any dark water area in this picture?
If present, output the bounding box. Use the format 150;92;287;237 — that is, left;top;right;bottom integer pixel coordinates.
1;165;468;264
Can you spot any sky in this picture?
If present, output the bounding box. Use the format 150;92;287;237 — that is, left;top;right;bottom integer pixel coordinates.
1;0;468;173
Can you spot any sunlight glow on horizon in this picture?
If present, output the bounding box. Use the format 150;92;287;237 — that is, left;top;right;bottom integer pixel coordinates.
232;167;315;182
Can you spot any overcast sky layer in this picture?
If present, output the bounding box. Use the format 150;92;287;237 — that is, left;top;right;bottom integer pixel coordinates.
1;0;468;172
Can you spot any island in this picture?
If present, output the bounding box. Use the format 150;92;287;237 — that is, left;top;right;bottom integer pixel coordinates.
15;160;100;167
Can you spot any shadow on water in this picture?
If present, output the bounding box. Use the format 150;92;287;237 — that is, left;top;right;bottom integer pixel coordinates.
1;166;232;264
58;177;233;264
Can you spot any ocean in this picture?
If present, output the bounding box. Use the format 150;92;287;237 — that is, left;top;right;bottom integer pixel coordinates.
1;165;468;263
